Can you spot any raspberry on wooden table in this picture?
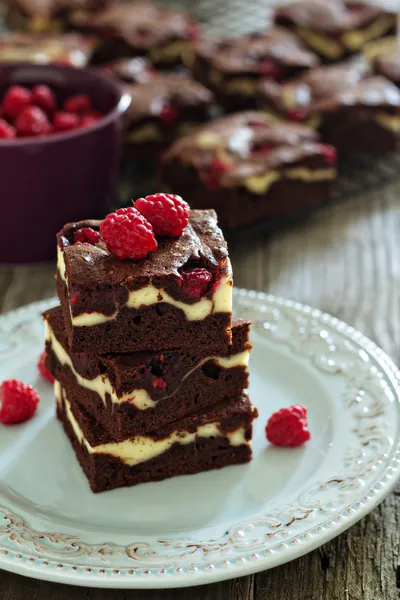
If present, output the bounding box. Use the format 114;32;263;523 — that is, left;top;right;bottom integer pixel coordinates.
31;85;56;114
37;351;54;383
2;85;32;120
100;207;158;260
182;268;212;299
266;404;310;447
0;379;40;425
135;193;190;237
15;106;52;137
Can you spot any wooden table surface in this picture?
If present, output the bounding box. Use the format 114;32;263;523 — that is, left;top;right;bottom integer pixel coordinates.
1;181;399;600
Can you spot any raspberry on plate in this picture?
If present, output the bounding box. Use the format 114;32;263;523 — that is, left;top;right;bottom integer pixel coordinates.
135;193;190;237
2;85;32;120
100;207;158;260
266;404;310;447
15;106;52;137
0;379;40;425
37;351;54;383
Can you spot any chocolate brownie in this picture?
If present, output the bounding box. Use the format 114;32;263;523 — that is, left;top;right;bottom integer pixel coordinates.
6;0;111;33
274;0;395;62
191;27;318;112
72;1;200;68
55;380;257;492
56;209;233;353
121;72;214;155
258;56;400;155
161;112;337;230
44;305;250;439
0;32;94;67
364;37;400;87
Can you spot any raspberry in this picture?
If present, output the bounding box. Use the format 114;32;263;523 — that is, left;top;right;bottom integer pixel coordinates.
266;404;311;447
53;111;80;132
0;379;40;425
287;107;309;121
186;19;201;41
318;144;337;167
37;351;54;383
201;158;231;191
152;376;167;389
73;227;102;245
100;207;158;260
64;94;92;114
15;106;52;137
135;193;190;237
181;268;212;299
257;59;281;79
159;103;179;127
31;84;56;114
80;116;99;128
2;85;32;120
0;119;16;139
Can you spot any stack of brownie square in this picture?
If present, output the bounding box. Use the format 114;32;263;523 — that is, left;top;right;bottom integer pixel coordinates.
43;208;257;493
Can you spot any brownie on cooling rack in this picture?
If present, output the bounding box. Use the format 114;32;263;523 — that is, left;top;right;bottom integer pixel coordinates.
71;0;200;68
191;27;319;112
274;0;395;62
257;56;400;155
160;112;337;230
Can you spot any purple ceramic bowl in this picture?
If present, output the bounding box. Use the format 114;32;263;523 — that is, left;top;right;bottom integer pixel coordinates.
0;62;130;264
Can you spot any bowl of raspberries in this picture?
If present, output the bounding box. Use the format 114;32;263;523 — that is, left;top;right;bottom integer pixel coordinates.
0;62;130;263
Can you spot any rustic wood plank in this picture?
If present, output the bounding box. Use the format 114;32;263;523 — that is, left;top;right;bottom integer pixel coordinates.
0;180;399;599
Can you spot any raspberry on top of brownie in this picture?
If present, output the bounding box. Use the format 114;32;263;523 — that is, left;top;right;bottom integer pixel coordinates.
274;0;395;62
258;56;400;154
192;27;319;111
71;0;200;68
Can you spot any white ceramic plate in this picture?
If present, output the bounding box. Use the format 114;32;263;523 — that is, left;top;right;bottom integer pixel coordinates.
0;289;399;589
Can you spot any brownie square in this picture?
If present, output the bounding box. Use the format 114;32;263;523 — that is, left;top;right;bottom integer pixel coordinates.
258;56;400;155
120;70;214;155
161;112;337;230
55;379;257;493
0;32;94;67
274;0;395;62
191;27;319;112
6;0;111;33
72;1;200;68
44;305;250;439
56;209;233;354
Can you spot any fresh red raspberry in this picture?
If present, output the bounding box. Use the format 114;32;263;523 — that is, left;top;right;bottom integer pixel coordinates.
318;144;337;167
201;158;231;191
100;207;158;260
73;227;102;245
37;351;54;383
80;114;101;128
0;379;40;425
0;119;16;139
64;94;92;114
53;111;80;132
135;193;190;237
15;106;52;137
159;103;179;127
257;59;281;78
31;84;56;114
152;376;167;389
2;85;32;120
266;404;310;447
287;107;309;121
182;268;212;299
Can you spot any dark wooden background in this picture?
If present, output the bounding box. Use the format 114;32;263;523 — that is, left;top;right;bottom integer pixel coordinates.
1;179;400;599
